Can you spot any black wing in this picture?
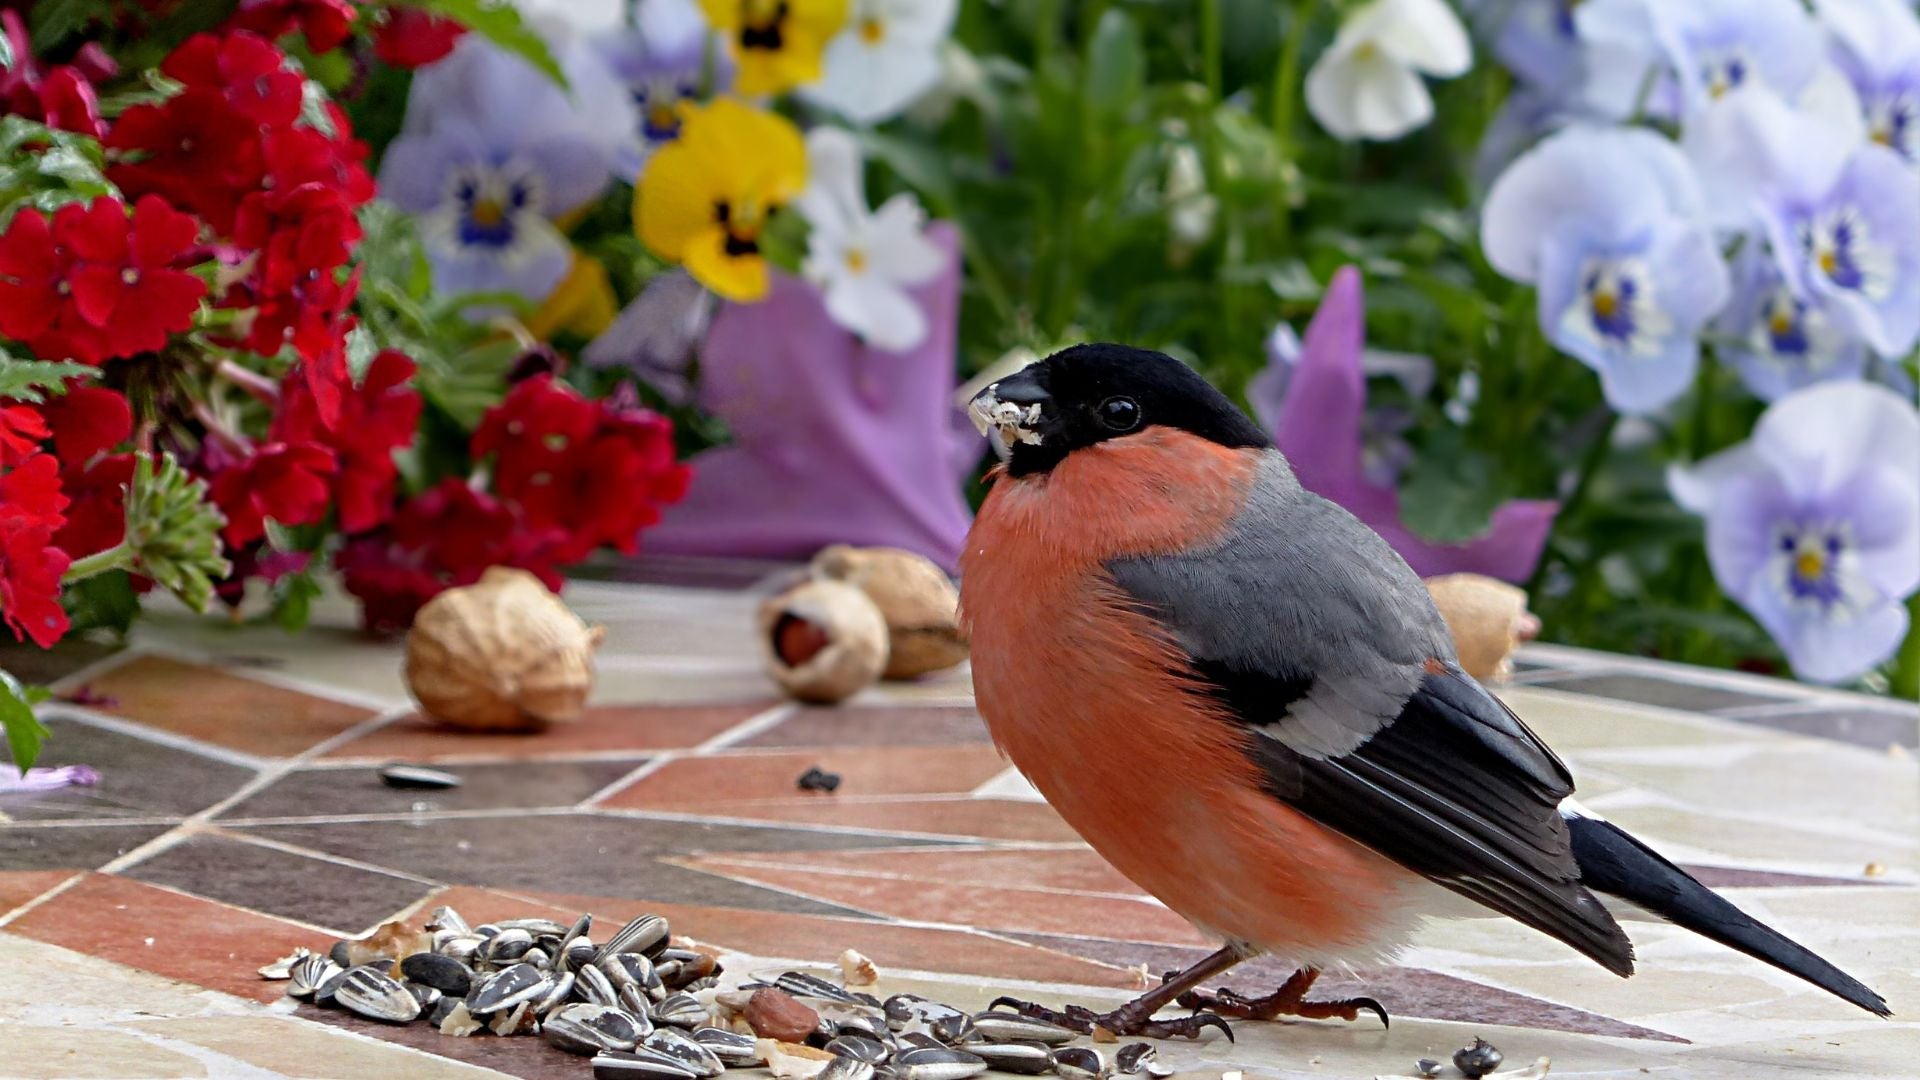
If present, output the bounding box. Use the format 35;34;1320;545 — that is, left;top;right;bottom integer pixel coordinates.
1216;660;1635;976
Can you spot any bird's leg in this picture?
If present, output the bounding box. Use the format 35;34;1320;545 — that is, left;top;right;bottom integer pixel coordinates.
1176;967;1389;1028
988;945;1243;1041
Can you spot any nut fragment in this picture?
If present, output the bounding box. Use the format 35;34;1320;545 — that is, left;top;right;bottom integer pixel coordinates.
744;987;820;1043
1425;574;1539;682
811;545;967;679
837;948;878;987
759;580;889;703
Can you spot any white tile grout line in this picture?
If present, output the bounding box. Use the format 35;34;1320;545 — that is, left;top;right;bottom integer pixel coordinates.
36;704;273;771
0;871;88;930
41;644;146;693
575;702;798;809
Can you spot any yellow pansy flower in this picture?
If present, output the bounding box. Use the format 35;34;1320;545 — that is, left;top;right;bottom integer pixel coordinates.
701;0;848;97
526;253;619;340
636;98;807;302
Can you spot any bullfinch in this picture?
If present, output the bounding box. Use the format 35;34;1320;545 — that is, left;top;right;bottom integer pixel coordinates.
958;344;1888;1039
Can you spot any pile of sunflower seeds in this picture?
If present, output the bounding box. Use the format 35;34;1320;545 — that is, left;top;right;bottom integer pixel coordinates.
259;907;1174;1080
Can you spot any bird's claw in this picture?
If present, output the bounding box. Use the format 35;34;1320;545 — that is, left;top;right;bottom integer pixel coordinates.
987;996;1234;1042
1175;983;1389;1029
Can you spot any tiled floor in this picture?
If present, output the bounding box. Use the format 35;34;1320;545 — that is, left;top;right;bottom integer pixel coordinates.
2;557;1917;1079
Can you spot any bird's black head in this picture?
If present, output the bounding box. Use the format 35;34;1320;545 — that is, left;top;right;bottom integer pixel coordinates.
968;344;1271;476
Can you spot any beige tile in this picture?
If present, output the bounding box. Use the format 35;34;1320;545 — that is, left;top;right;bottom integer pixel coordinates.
1594;805;1914;872
0;1026;209;1079
126;1016;509;1079
1499;686;1769;750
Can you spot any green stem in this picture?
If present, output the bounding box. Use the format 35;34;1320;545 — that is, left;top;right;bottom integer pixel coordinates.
1529;411;1618;594
1270;0;1310;157
62;542;133;584
1893;594;1920;701
1201;0;1223;102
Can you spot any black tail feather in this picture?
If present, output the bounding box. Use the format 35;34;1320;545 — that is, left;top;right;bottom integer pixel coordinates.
1567;814;1890;1017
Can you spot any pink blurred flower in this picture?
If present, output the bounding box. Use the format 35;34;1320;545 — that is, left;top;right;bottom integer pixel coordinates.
1253;266;1559;582
644;224;976;570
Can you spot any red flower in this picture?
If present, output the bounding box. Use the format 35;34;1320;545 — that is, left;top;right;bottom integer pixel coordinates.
229;0;358;53
0;196;207;364
265;120;375;208
471;376;691;562
108;33;309;234
374;8;466;68
227;181;362;366
209;440;338;545
0;453;72;648
274;348;422;534
162;31;304;127
54;452;134;559
335;480;566;634
39;385;133;463
0;11;110;137
108;93;266;233
0;405;49;465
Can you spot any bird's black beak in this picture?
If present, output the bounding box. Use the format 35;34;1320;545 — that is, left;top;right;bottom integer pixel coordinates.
968;366;1052;447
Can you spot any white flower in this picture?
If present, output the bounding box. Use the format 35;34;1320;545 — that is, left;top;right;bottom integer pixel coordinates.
1164;143;1217;261
1305;0;1472;141
797;128;946;351
802;0;958;125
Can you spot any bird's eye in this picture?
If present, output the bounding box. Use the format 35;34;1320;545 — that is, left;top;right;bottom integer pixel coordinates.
1097;396;1141;432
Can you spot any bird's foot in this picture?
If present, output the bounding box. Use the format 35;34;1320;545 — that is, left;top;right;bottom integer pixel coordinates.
1174;967;1389;1029
986;997;1235;1042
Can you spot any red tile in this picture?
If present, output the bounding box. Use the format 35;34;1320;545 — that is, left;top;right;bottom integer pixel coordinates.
677;855;1211;947
86;655;374;758
623;796;1083;842
324;702;770;762
602;745;1013;809
7;873;320;1002
428;885;1141;990
0;870;77;915
677;846;1145;896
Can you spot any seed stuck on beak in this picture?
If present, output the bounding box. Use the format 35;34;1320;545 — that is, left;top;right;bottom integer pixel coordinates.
968;385;1046;446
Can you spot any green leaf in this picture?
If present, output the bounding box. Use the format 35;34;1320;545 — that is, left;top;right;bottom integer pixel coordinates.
61;570;140;637
268;571;323;633
388;0;568;89
1397;428;1509;544
124;452;231;613
1083;9;1145;117
0;669;50;775
0;355;93;403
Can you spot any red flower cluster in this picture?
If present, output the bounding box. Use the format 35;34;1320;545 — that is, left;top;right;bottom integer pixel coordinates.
373;8;468;69
336;376;691;633
0;383;133;649
109;32;371;236
0;454;71;648
208;348;425;547
0;11;114;138
0;195;207;365
223;0;466;69
472;376;693;563
336;481;567;634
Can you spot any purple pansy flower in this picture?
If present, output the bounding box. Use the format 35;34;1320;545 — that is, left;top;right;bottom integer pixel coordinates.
1817;0;1920;166
1718;246;1868;402
1256;321;1432;488
642;225;976;570
583;269;716;406
378;25;635;304
1482;125;1730;414
595;0;732;181
1671;383;1920;683
1252;267;1560;583
1469;0;1584;93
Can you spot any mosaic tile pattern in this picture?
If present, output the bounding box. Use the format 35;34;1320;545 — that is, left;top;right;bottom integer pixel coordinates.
1;577;1915;1080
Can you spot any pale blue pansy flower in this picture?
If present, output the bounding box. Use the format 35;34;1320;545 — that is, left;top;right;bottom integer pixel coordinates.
1671;382;1920;684
1815;0;1920;166
1481;125;1731;414
1575;0;1822;120
1718;246;1868;403
378;24;636;305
